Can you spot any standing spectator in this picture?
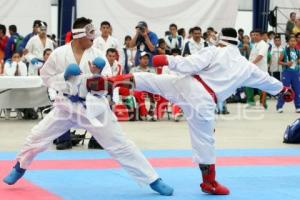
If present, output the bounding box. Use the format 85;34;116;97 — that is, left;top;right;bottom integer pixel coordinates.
292;18;300;35
93;21;119;56
0;24;8;62
131;52;156;121
277;35;300;113
4;25;23;61
286;12;297;36
296;32;300;50
130;21;158;66
178;28;186;40
239;35;252;59
183;26;207;56
238;28;244;42
269;35;283;81
24;22;54;75
120;35;135;74
267;31;276;46
249;30;255;45
19;20;41;52
246;29;269;109
165;23;184;51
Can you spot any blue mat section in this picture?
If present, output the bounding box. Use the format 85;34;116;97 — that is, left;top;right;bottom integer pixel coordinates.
25;166;300;200
1;148;300;160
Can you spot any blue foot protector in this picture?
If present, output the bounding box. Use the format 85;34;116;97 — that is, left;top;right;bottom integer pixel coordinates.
150;178;174;196
3;162;26;185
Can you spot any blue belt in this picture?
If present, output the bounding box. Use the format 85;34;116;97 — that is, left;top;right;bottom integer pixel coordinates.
63;94;86;103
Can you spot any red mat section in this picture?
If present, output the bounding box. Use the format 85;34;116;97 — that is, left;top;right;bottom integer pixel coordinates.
1;156;300;170
0;164;61;200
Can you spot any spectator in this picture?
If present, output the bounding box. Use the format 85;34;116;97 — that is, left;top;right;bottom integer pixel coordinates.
130;21;158;66
120;35;135;74
292;18;300;35
246;29;269;109
105;48;122;75
130;52;156;121
238;28;244;42
3;51;27;119
3;51;27;76
239;35;252;60
296;32;300;50
249;30;255;45
267;31;276;46
277;35;300;113
157;38;171;55
269;35;283;81
187;27;194;41
93;21;119;56
286;12;297;36
182;26;208;56
24;22;54;75
4;25;23;61
19;20;41;53
165;23;184;51
177;28;186;40
0;24;8;62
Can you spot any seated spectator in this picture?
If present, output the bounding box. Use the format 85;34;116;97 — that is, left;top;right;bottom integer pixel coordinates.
157;38;171;55
130;21;158;66
24;22;54;75
277;35;300;113
4;25;23;61
3;51;27;76
239;35;252;59
286;12;296;36
104;48;122;75
130;52;156;121
165;23;184;51
120;35;135;74
183;26;208;56
0;24;8;62
269;35;283;81
93;21;119;56
3;51;27;120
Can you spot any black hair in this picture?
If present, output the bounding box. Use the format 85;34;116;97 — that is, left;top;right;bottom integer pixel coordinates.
238;28;244;33
267;31;275;36
207;27;214;32
73;17;92;29
124;35;131;43
158;38;166;45
274;35;281;40
43;48;52;56
169;23;177;29
0;24;6;35
101;21;111;27
193;26;202;33
290;12;296;18
9;25;17;33
221;28;238;45
188;27;194;34
106;48;117;55
287;35;296;42
165;31;171;36
252;29;263;35
178;28;185;36
295;32;300;38
33;20;41;27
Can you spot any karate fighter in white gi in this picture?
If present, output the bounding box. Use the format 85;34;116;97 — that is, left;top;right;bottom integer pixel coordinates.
3;17;173;196
104;28;295;195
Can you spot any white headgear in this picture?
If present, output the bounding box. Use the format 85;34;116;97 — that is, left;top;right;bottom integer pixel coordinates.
217;31;239;46
72;23;95;40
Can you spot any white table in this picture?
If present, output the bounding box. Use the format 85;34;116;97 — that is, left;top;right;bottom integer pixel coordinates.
0;76;51;109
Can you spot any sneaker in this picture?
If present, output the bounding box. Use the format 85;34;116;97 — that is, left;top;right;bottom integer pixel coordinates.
150;115;157;121
277;108;283;113
200;180;230;195
56;141;72;150
150;178;174;196
140;115;148;121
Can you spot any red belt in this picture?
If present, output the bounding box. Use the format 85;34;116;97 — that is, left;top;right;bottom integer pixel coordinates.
193;75;217;103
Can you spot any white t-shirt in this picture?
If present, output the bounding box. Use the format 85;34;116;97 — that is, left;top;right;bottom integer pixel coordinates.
249;40;269;72
4;61;27;76
93;35;119;56
269;45;283;72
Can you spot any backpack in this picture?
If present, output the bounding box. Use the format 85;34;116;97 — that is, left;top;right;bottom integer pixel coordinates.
283;118;300;143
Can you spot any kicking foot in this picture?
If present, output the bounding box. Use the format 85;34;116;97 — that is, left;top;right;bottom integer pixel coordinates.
200;180;230;195
150;178;174;196
3;162;26;185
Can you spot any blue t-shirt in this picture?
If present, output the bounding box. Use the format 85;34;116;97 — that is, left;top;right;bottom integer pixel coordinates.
135;31;158;66
282;47;300;72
